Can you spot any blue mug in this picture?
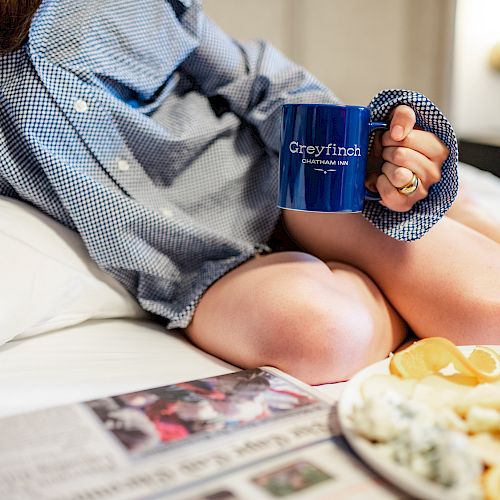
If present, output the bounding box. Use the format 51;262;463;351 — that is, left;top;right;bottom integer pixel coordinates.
278;104;387;212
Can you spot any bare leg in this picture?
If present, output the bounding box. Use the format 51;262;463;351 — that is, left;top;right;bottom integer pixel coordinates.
446;186;500;244
283;210;500;344
186;251;406;384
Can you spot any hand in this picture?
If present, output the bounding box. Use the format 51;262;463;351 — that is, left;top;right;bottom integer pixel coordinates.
365;105;449;212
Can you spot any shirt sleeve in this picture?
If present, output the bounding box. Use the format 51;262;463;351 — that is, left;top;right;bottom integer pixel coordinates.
180;6;458;241
364;89;459;241
180;4;341;153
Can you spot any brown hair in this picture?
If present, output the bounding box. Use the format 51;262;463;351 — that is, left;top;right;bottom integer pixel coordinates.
0;0;42;54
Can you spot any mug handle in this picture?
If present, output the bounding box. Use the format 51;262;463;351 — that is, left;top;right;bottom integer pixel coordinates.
364;121;389;201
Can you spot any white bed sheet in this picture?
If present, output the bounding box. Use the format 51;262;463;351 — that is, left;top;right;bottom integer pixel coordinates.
459;162;500;221
1;163;498;418
0;318;345;418
0;319;239;417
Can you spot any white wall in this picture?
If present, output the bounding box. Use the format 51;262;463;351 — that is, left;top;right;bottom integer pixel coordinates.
203;0;292;54
451;0;500;139
203;0;455;113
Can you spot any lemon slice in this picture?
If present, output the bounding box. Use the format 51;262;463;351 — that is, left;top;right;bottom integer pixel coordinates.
389;337;500;383
469;346;500;382
389;337;476;379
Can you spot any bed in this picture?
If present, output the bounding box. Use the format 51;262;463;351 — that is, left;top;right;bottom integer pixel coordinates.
1;163;499;418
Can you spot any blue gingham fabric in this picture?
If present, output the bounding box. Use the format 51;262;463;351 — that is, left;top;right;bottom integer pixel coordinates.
0;0;458;329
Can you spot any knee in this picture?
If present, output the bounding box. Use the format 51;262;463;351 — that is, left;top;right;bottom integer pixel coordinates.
255;277;385;385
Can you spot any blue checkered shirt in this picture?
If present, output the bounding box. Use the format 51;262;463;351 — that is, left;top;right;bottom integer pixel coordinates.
0;0;458;328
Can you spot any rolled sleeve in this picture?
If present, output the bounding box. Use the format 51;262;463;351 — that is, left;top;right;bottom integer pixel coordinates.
364;89;459;241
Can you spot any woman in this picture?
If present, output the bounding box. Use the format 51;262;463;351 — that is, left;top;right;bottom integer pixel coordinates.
1;0;499;384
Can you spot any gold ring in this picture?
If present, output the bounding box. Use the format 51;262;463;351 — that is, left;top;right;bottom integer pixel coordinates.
397;173;419;195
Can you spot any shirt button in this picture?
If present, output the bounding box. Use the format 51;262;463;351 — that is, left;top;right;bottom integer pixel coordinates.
74;99;89;113
117;160;130;171
161;208;173;218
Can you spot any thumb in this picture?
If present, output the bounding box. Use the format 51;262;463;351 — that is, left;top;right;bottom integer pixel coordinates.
389;105;416;142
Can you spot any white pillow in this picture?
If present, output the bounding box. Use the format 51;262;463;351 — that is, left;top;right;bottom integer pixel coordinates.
0;196;146;344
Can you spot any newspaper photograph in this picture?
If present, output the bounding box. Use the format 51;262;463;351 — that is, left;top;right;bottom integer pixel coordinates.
85;369;324;459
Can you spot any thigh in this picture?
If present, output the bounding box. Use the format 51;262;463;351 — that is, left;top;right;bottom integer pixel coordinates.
185;251;407;384
446;188;500;244
282;209;500;344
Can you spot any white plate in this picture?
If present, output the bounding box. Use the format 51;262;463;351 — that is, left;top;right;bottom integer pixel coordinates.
337;345;499;500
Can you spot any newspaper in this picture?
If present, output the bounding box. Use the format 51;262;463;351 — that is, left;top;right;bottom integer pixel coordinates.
0;368;401;499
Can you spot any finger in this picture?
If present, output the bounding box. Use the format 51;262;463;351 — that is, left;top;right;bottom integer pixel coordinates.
381;162;429;200
376;170;427;212
389;105;416;142
382;146;441;186
381;129;449;163
380;163;414;189
376;174;413;212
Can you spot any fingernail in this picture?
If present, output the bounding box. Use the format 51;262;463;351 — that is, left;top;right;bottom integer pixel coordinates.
392;125;404;141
